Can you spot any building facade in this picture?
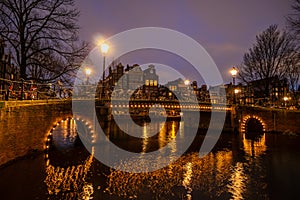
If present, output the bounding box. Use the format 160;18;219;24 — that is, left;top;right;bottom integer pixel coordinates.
0;39;20;99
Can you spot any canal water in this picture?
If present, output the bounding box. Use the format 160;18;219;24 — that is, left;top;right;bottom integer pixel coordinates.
0;119;300;200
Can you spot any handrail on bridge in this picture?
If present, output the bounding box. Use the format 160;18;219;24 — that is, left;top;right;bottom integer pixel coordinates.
0;77;72;101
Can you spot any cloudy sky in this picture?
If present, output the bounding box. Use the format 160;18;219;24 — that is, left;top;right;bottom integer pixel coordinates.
75;0;294;85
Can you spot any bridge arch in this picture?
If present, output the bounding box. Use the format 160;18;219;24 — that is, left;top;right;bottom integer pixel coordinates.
240;115;266;134
44;116;96;156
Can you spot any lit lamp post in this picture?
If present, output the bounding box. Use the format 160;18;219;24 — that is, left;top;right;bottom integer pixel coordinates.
100;43;109;99
234;88;240;104
184;79;190;86
184;79;190;100
85;68;91;85
230;67;238;85
230;67;238;104
283;96;289;108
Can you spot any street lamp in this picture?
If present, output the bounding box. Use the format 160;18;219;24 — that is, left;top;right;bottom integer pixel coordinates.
283;96;289;108
230;67;238;104
234;88;240;94
85;68;91;85
100;43;109;99
183;79;190;100
234;88;241;104
184;79;190;86
230;67;238;86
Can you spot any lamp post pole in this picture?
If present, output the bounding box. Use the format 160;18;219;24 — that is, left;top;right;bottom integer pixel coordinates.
102;55;105;99
230;67;238;104
100;43;109;100
230;67;238;133
85;68;91;85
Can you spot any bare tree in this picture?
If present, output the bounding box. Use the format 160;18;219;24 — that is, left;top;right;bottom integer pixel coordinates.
0;0;88;83
287;0;300;101
239;25;298;97
285;54;300;100
287;0;300;40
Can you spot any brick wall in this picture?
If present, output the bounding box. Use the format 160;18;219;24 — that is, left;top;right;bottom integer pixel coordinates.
0;100;72;166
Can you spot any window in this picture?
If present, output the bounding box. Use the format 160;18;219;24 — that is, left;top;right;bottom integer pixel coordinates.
145;80;149;86
150;80;153;86
154;80;157;86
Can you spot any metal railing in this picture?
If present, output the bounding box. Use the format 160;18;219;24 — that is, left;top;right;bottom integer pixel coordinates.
0;78;72;101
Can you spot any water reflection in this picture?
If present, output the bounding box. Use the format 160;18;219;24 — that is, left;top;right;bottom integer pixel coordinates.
242;133;266;157
0;118;288;199
48;119;269;199
50;119;78;150
106;120;180;154
228;162;247;200
104;123;270;199
182;162;193;200
105;151;234;199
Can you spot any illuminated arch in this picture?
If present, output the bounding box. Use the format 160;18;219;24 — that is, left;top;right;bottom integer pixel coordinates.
240;115;266;133
43;117;96;154
240;115;267;157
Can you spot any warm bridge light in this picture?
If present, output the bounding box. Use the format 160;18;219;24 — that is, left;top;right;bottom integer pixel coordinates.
101;43;109;54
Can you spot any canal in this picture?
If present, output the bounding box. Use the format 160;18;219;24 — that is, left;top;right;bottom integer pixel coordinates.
0;119;300;200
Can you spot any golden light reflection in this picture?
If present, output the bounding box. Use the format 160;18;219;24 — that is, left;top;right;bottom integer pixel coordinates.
227;162;247;200
171;121;176;139
158;122;166;149
243;133;267;157
105;151;233;199
182;162;193;200
142;125;148;153
44;151;94;199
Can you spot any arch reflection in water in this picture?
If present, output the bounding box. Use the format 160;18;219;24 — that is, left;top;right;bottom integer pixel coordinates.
243;133;266;157
44;119;95;200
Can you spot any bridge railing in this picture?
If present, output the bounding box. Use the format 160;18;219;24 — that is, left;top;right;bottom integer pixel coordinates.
0;77;72;101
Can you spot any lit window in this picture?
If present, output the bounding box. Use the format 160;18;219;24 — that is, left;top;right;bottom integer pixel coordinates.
154;80;157;86
145;80;149;86
150;80;153;86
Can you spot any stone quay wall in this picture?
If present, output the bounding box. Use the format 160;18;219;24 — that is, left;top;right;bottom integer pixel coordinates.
0;100;72;166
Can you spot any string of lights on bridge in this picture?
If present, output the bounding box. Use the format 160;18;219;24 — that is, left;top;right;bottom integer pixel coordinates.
108;103;231;111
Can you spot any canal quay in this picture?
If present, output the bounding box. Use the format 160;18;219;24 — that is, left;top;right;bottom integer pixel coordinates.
0;99;300;199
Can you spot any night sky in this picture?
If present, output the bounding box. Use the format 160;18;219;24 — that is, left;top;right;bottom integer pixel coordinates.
75;0;293;85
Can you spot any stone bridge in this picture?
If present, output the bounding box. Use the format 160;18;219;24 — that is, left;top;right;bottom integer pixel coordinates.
1;100;300;167
236;106;300;134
